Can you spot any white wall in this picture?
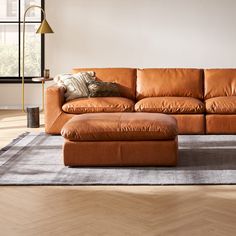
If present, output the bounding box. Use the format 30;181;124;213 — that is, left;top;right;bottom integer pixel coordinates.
1;0;236;108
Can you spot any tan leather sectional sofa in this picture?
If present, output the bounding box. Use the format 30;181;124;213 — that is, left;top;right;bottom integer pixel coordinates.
45;68;236;135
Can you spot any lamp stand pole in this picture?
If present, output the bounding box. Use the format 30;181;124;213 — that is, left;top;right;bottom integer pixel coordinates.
22;5;46;112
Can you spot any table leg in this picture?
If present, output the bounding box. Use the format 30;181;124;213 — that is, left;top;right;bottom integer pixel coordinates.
42;81;44;112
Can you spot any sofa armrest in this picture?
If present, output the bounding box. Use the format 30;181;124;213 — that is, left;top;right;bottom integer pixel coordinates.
45;85;66;133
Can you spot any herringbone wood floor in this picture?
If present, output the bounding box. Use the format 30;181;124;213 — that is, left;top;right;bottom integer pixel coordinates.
0;110;236;236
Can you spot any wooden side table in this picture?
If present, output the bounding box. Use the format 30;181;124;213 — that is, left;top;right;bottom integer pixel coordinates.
32;77;53;111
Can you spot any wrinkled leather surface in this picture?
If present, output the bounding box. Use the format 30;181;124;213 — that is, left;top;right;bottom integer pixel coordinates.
61;113;177;141
171;114;205;134
47;68;236;135
62;97;134;114
63;138;178;166
45;85;74;134
137;68;203;100
45;85;205;135
205;69;236;99
135;97;204;114
206;115;236;134
72;68;136;99
206;96;236;114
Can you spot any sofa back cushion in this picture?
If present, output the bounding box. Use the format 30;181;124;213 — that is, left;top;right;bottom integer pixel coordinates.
136;68;203;100
72;68;136;100
204;69;236;99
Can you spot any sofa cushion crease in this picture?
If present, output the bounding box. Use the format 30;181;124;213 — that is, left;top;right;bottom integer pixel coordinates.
61;113;178;141
136;68;204;100
204;69;236;133
205;96;236;114
62;97;135;114
45;67;236;135
135;97;205;114
62;113;178;166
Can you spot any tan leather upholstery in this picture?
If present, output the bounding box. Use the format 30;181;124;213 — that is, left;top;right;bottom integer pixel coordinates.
205;69;236;99
72;68;136;99
206;115;236;134
61;113;177;141
45;85;74;134
46;68;236;135
206;96;236;114
135;97;204;114
204;69;236;133
62;97;134;114
136;68;203;100
63;138;178;166
172;114;205;134
62;112;178;166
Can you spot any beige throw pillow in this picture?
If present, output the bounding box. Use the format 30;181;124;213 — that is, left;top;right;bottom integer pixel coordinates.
54;72;95;101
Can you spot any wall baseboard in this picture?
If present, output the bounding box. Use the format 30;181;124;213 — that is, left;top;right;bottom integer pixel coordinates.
0;105;42;110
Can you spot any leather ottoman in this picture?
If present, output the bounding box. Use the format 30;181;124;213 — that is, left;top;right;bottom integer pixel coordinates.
61;113;178;166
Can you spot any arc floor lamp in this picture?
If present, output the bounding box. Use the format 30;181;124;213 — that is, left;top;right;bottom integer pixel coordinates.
22;5;54;112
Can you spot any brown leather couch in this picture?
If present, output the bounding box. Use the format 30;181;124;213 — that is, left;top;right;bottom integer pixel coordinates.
45;68;236;134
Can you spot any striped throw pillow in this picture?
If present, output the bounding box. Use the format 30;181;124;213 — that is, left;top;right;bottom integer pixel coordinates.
54;72;95;101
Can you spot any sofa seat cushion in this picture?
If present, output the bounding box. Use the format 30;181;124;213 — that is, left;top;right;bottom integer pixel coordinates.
61;113;178;141
62;97;134;114
135;97;205;114
205;96;236;114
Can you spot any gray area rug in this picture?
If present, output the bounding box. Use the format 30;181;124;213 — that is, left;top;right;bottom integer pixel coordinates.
0;132;236;185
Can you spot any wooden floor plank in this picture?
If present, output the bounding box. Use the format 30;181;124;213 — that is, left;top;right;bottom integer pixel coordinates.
0;110;236;236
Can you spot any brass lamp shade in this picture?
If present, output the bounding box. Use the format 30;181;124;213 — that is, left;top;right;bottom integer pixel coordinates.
36;19;54;34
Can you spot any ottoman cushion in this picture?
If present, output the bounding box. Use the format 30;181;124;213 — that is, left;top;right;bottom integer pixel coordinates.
61;113;177;141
